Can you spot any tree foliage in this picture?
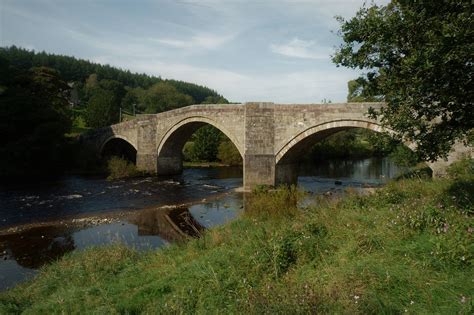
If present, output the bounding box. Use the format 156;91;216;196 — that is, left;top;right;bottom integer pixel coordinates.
86;89;121;128
0;46;226;107
0;58;71;178
141;83;194;114
188;126;222;161
333;1;473;161
347;79;380;102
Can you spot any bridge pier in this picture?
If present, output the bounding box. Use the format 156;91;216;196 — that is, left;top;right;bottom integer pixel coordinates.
243;103;277;190
244;154;276;189
156;156;182;175
136;153;158;174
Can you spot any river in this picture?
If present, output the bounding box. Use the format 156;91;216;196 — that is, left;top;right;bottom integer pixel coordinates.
0;157;405;291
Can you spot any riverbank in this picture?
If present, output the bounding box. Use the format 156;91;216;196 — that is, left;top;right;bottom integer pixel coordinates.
1;174;472;313
183;161;238;168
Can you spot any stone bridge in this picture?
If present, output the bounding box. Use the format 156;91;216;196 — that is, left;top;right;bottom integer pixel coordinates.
82;102;472;190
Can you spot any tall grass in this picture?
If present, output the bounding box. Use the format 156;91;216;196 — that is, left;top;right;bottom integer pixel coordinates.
1;162;473;313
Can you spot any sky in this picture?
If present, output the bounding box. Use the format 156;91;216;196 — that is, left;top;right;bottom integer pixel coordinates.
0;0;389;103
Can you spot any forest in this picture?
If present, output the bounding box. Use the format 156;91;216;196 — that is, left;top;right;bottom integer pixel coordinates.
0;46;239;179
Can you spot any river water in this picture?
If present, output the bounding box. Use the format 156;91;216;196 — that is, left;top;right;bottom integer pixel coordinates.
0;157;404;291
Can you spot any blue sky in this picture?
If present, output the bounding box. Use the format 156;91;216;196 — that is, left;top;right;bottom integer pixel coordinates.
1;0;388;103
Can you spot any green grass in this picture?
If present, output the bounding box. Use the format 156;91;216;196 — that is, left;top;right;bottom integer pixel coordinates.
1;176;473;313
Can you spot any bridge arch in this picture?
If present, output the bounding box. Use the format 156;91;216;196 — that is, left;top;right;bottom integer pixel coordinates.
100;135;138;164
274;119;397;185
276;119;389;165
156;116;243;175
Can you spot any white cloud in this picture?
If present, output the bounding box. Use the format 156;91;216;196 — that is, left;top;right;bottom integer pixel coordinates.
109;58;359;103
270;38;330;60
151;33;235;50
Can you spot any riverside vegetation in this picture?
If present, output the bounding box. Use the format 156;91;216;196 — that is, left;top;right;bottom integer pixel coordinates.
0;159;472;314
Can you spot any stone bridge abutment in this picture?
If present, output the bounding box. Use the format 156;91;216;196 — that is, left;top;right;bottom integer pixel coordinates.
82;102;472;190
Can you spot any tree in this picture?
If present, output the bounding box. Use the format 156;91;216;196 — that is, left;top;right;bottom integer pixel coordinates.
189;126;222;161
121;88;140;113
0;60;72;178
85;89;120;128
333;1;473;161
142;83;194;114
347;79;380;102
98;79;126;100
202;95;229;104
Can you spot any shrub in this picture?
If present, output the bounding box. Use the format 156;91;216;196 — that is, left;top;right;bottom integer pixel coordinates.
182;141;195;162
446;157;474;180
106;156;139;180
245;186;302;219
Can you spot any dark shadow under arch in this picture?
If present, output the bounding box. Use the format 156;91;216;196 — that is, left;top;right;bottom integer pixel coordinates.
101;137;137;164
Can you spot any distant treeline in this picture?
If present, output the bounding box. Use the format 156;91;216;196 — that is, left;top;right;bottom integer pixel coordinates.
0;46;228;129
0;46;225;104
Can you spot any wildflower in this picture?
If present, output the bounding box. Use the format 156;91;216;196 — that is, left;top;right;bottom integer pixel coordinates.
442;223;449;233
460;295;466;303
410;300;414;305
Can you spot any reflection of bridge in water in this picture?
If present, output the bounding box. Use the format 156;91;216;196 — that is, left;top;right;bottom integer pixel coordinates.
0;207;204;269
83;102;472;190
129;207;203;241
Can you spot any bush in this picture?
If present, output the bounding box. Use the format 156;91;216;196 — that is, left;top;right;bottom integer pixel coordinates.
182;141;195;162
446;157;474;180
217;141;242;165
106;156;139;180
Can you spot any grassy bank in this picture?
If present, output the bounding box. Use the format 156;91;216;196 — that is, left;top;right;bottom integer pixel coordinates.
1;176;472;313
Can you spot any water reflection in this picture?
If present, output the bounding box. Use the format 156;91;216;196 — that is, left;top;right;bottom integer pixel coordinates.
129;207;203;241
0;225;75;269
299;157;404;182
